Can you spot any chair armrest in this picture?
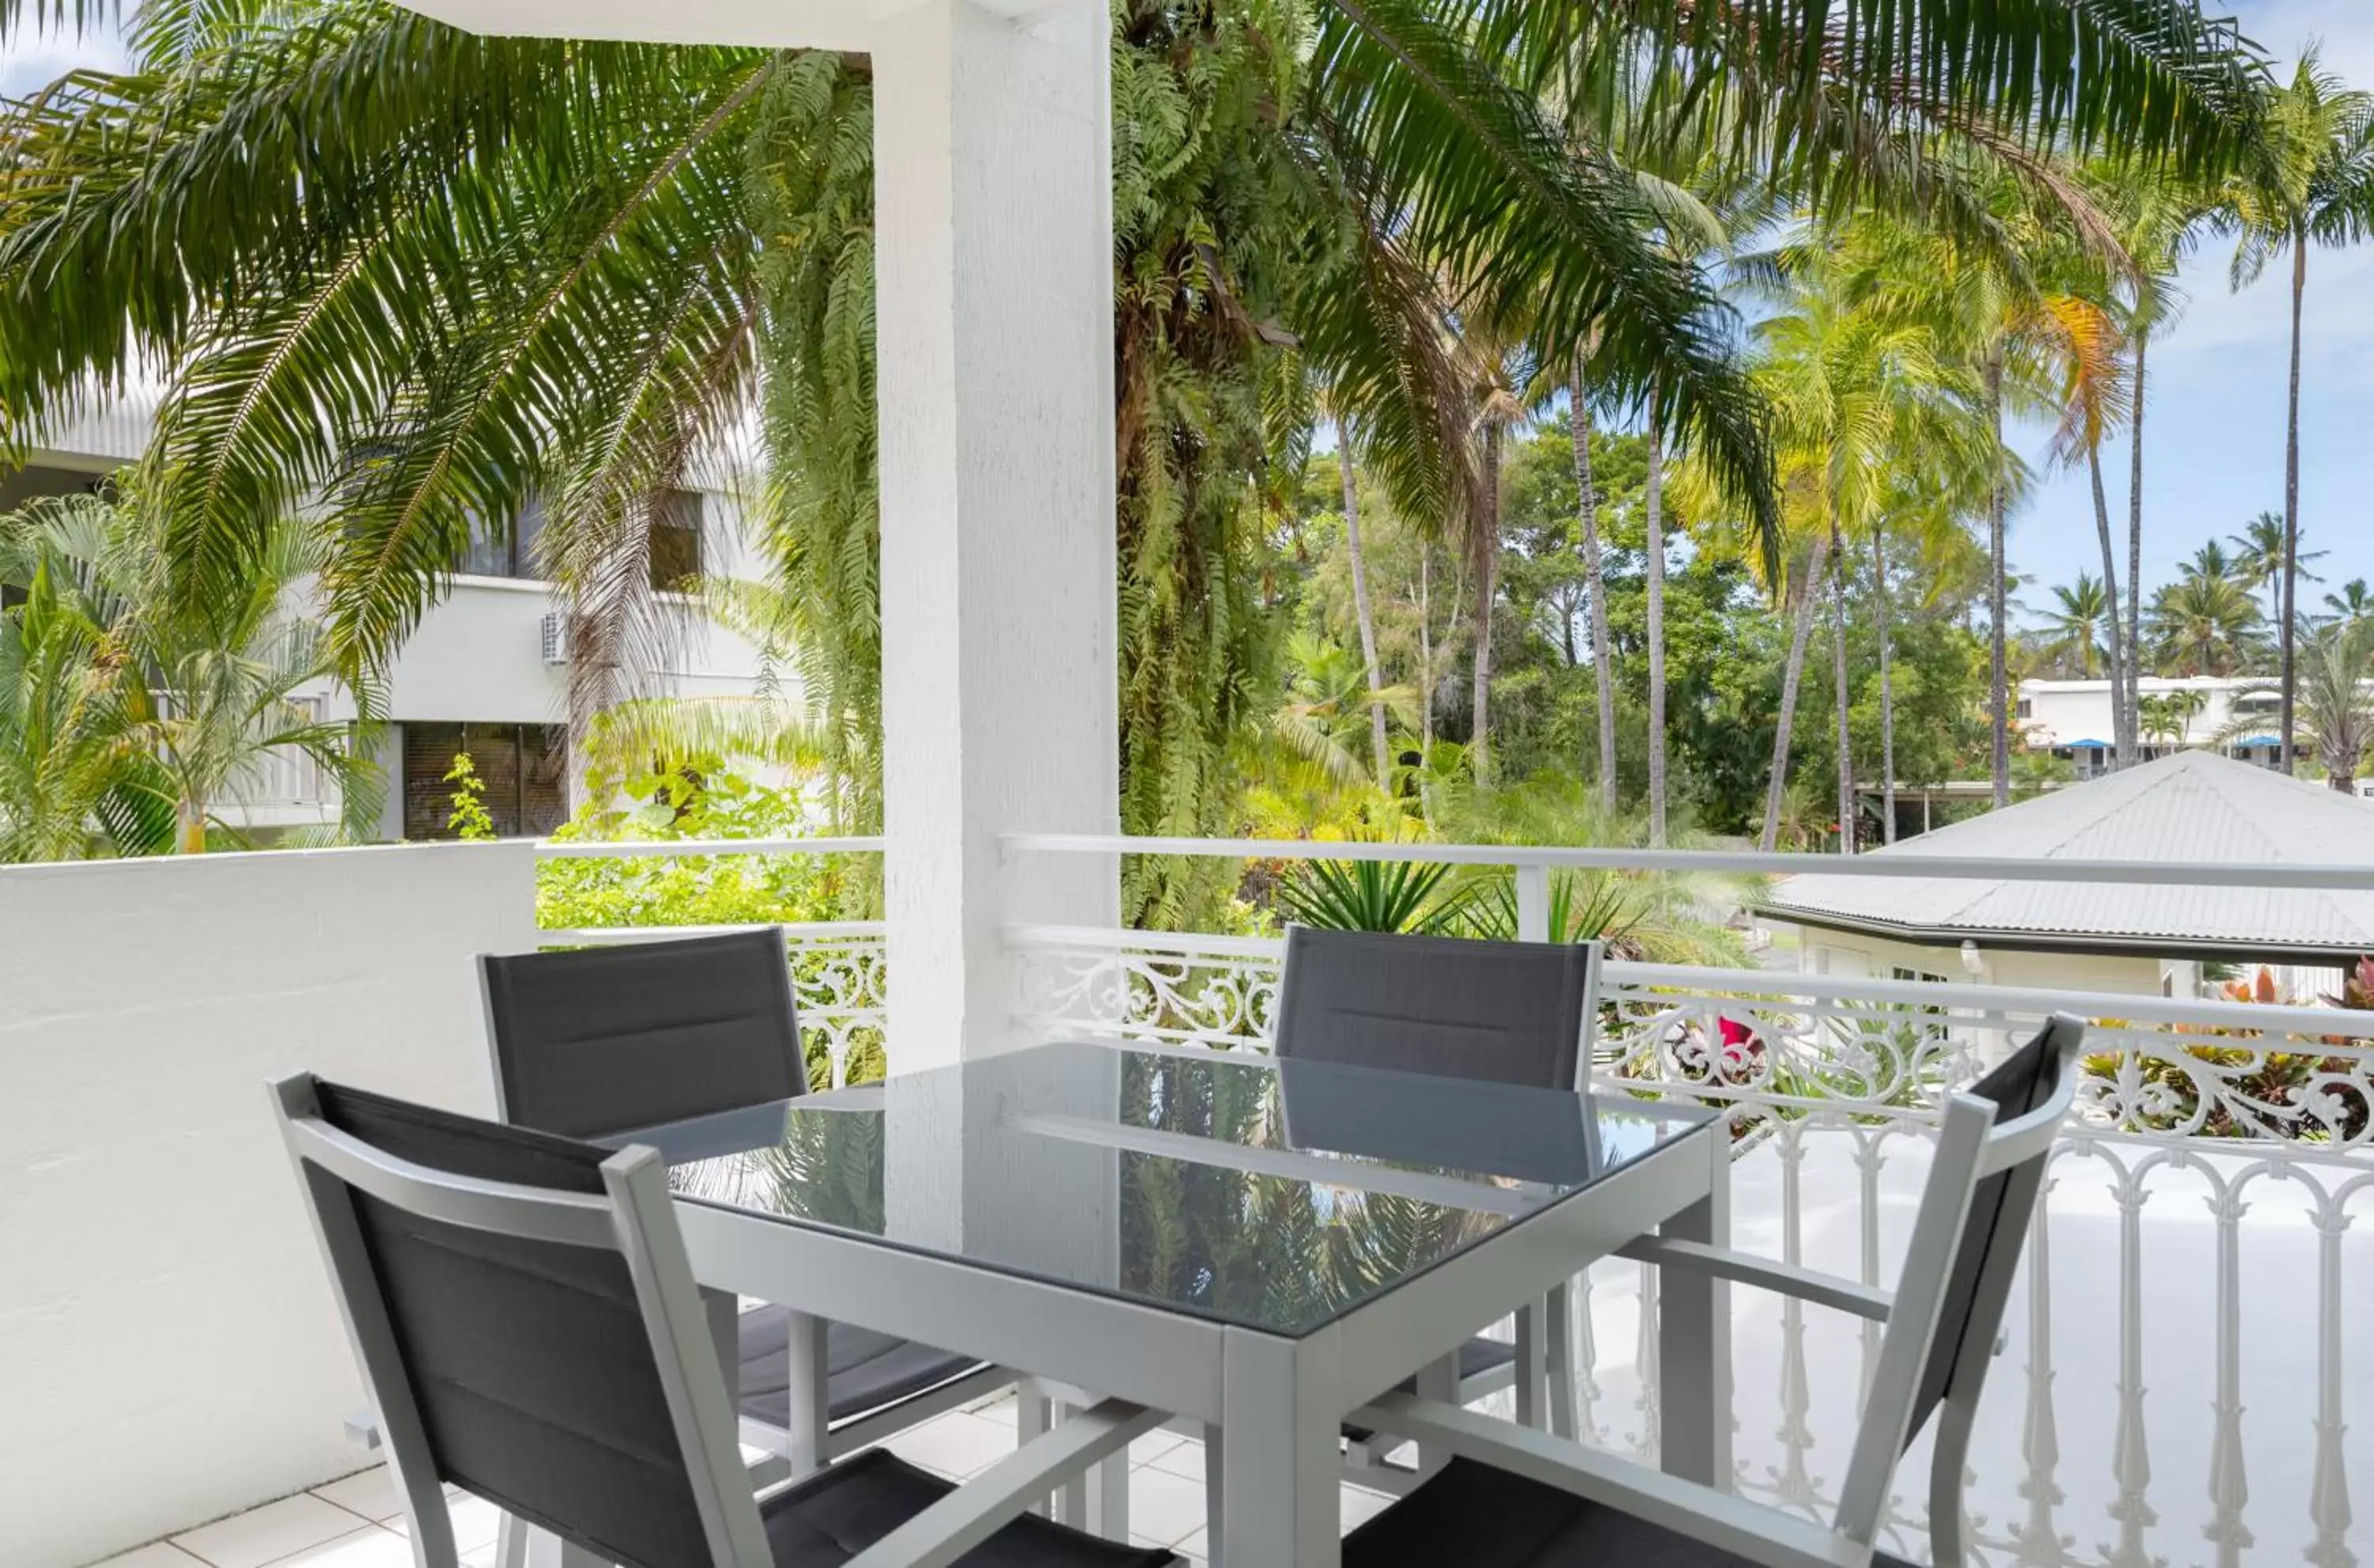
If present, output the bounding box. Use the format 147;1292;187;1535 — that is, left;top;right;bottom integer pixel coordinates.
1616;1237;1893;1321
832;1398;1166;1568
1349;1392;1864;1568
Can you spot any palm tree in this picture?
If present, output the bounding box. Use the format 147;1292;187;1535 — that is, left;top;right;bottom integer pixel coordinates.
2215;48;2374;773
2149;571;2263;676
2083;160;2211;763
1738;241;1977;854
0;478;377;854
2213;622;2374;790
1330;415;1392;790
0;559;168;861
2139;687;2209;748
1566;363;1617;815
2040;574;2112;676
2231;509;2327;628
0;0;2261;865
1843;185;2138;801
2322;578;2374;634
2045;282;2137;766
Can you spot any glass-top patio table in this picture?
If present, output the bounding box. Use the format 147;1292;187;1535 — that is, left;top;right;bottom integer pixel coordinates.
613;1039;1733;1568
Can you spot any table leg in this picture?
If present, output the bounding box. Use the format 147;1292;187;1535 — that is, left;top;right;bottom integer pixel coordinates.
1545;1280;1578;1441
520;1527;610;1567
1658;1131;1734;1487
781;1308;830;1479
1411;1351;1458;1480
1218;1328;1341;1567
1514;1298;1546;1430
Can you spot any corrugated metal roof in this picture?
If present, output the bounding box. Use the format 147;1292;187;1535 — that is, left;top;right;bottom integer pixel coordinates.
1765;750;2374;951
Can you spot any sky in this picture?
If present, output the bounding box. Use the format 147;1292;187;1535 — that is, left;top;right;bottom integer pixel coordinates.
3;3;2372;618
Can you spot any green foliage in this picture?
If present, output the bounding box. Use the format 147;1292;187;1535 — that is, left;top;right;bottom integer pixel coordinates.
442;753;496;842
1275;856;1476;935
535;759;859;932
537;760;874;1086
0;473;379;859
747;53;881;830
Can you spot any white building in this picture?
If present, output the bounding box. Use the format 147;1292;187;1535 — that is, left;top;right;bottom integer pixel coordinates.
6;384;776;841
2017;675;2287;778
1762;748;2374;999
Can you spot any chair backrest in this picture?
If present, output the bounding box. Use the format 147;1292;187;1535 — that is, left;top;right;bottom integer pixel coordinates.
480;929;804;1138
1833;1013;2086;1545
1906;1013;2083;1436
271;1074;768;1568
1271;925;1598;1090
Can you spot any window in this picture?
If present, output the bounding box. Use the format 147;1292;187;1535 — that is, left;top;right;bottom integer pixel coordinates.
458;496;548;581
2016;698;2033;719
1891;966;1949;985
401;723;569;839
648;490;703;591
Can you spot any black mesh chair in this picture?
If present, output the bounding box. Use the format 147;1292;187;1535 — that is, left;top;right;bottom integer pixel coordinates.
269;1074;1174;1568
1333;1014;2088;1568
1272;925;1599;1462
478;933;1005;1463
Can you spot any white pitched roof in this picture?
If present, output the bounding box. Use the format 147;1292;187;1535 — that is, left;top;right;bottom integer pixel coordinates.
1765;750;2374;953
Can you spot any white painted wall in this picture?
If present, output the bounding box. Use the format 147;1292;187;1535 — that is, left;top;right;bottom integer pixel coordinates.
0;843;540;1568
374;578;770;725
2019;676;2284;752
1792;925;2170;997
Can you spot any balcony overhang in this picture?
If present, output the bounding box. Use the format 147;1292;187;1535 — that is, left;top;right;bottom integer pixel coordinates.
394;0;1079;51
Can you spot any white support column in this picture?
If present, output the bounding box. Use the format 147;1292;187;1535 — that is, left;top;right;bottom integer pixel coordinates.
874;0;1119;1072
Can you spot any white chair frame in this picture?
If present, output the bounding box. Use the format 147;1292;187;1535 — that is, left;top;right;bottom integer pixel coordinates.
1340;1017;2082;1567
270;1073;1164;1568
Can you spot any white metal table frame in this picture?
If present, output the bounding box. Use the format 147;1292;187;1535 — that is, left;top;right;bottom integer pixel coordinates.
663;1074;1733;1568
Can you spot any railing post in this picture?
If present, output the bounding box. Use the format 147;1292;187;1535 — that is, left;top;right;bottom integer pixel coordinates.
1515;862;1551;944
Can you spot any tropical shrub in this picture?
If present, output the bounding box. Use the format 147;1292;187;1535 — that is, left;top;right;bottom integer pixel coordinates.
535;759;879;1087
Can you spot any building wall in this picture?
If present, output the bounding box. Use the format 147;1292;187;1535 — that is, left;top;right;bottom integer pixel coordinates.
1793;926;2170;998
2018;677;2300;780
0;843;539;1567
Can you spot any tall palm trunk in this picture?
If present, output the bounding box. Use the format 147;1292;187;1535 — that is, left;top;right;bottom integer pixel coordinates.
1417;551;1434;755
1469;424;1502;786
1985;345;2011;807
1760;530;1832;852
1872;521;1896;843
2088;441;2129;769
1644;391;1669;846
2126;326;2148;762
1572;359;1617;814
1336;415;1390;790
1828;514;1854;856
2281;233;2307;774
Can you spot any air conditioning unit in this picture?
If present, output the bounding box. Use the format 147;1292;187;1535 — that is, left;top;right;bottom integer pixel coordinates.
539;613;567;665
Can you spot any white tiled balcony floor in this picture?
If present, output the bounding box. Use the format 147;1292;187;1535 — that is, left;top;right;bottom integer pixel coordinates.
82;1394;1397;1568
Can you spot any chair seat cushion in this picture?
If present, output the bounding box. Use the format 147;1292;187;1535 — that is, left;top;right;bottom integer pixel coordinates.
760;1449;1176;1566
1341;1458;1920;1568
738;1306;987;1426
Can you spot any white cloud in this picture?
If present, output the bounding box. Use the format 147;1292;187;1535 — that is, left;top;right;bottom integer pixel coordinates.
0;18;127;98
